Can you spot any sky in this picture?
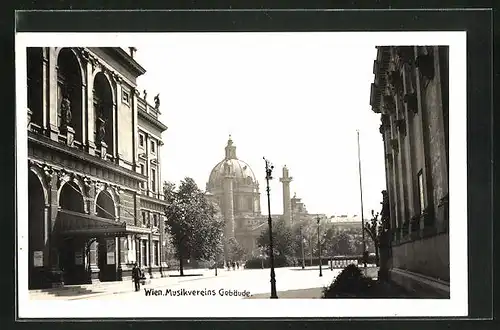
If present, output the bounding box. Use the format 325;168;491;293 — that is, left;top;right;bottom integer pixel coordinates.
131;33;385;218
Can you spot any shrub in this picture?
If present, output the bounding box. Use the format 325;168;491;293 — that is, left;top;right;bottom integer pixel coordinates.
244;256;294;269
322;264;375;298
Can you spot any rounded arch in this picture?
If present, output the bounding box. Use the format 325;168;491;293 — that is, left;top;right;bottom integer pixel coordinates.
56;47;84;143
29;165;49;206
28;170;47;289
91;68;116;103
57;175;87;213
93;71;115;154
95;188;118;220
54;47;86;84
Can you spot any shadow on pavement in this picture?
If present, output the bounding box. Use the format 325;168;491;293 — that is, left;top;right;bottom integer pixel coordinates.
33;286;105;297
167;274;204;278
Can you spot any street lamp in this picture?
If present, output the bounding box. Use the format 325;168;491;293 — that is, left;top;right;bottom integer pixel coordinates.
317;215;323;277
264;157;278;299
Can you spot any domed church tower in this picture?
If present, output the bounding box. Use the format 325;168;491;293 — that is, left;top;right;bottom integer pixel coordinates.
206;135;263;258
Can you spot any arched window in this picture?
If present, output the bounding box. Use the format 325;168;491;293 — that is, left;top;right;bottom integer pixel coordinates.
93;72;114;156
57;48;83;143
59;182;85;213
96;190;115;219
26;48;43;129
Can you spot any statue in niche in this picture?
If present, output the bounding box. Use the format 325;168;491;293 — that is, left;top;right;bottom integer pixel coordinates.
380;190;390;228
379;190;391;250
97;116;107;143
154;93;160;110
60;95;72;128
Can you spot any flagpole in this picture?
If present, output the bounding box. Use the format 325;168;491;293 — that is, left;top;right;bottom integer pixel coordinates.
357;130;367;272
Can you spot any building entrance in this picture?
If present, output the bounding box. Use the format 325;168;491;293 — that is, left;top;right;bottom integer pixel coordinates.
97;237;118;282
58;237;87;284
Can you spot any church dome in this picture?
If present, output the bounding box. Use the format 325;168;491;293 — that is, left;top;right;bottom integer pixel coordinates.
207;136;258;189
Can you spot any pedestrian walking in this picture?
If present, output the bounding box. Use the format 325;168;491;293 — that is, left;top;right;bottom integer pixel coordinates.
236;261;240;270
132;262;142;292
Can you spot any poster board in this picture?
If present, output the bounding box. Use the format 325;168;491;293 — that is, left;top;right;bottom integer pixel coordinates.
106;239;115;252
33;251;43;267
107;252;115;265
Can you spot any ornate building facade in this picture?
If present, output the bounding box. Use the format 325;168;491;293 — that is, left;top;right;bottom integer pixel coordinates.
370;46;449;297
26;47;167;289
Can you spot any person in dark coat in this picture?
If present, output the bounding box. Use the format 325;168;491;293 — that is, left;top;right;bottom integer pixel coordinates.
132;263;142;292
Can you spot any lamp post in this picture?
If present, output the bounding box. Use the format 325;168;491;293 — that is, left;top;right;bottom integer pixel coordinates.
357;130;367;272
264;157;278;299
316;215;323;277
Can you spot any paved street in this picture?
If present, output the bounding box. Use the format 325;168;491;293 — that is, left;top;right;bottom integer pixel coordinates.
31;266;365;300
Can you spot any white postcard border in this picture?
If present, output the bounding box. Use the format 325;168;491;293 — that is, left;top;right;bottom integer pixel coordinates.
16;31;467;318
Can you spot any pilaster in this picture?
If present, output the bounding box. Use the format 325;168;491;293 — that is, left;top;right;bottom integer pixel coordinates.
147;238;152;277
48;48;59;141
414;46;434;226
84;51;96;155
114;76;122;162
42;48;49;133
88;239;100;284
116;236;122;280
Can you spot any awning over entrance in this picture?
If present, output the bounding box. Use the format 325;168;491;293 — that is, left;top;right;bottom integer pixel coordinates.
56;209;153;236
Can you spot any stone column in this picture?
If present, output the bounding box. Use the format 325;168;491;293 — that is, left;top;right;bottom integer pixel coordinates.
112;101;117;161
147;237;152;278
402;63;417;220
88;239;100;284
48;48;59;141
80;81;87;146
280;166;293;226
136;237;141;267
159;215;165;277
41;48;49;134
43;206;50;267
113;79;121;164
87;181;96;215
115;236;122;280
223;174;235;239
431;46;450;232
85;56;96;155
414;46;433;224
47;170;63;287
119;237;130;280
132;88;139;168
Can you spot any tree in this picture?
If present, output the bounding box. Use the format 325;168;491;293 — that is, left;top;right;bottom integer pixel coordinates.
257;218;296;260
331;231;356;256
364;210;383;266
226;237;246;262
164;178;225;275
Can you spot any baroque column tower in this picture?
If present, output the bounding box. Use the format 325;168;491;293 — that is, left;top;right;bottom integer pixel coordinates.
280;165;293;226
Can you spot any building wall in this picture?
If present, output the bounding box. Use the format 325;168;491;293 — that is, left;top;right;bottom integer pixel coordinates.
26;47;168;287
370;46;449;290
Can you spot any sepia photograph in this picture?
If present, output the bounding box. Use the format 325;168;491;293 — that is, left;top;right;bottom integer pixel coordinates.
16;31;467;319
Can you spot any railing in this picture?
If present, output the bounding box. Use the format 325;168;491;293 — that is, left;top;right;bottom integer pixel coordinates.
329;256;362;269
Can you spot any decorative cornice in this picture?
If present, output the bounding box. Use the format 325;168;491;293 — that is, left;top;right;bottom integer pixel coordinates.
28;132;148;183
139;193;168;206
138;107;168;132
